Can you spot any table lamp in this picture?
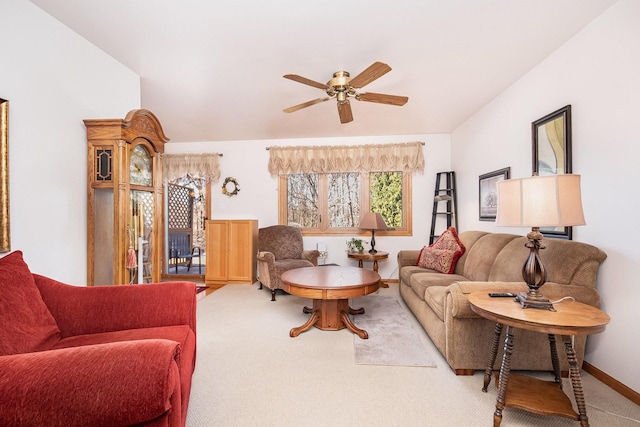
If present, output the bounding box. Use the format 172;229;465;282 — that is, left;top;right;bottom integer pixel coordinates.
496;174;586;310
359;212;387;254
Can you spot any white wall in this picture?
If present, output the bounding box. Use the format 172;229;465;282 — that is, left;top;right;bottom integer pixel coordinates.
5;0;635;394
0;0;140;284
165;134;451;282
451;0;639;392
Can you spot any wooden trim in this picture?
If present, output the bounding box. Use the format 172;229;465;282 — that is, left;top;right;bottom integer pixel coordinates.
278;172;413;236
582;361;640;405
0;98;10;253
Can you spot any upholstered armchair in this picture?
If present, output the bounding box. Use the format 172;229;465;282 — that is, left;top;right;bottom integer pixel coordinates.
257;225;320;301
0;251;196;427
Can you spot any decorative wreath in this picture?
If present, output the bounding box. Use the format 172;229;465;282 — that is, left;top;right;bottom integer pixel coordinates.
222;177;240;197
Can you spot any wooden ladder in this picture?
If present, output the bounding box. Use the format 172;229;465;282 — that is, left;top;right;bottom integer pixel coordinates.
429;171;458;244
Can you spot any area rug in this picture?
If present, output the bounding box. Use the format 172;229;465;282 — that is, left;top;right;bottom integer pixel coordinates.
352;295;437;367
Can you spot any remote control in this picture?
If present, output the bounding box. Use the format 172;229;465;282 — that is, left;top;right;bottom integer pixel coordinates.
488;292;517;298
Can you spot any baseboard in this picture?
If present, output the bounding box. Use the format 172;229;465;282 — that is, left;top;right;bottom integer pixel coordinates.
583;361;640;405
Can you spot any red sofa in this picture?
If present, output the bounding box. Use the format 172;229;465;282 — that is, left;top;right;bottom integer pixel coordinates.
0;251;197;426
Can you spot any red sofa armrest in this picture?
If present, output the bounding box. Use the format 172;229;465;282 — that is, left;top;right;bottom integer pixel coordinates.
34;274;196;338
0;340;182;427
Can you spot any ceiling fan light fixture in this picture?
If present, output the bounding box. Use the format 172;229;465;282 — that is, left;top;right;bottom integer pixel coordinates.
283;62;408;123
329;71;350;86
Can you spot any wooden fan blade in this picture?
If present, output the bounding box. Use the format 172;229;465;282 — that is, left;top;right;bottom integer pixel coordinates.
283;97;330;113
348;62;392;89
337;101;353;124
357;92;408;106
283;74;329;90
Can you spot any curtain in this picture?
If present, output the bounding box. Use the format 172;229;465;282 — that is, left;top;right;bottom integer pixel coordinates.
163;153;222;184
267;141;424;176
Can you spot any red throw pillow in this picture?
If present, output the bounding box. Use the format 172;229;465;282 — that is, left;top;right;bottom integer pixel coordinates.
417;227;466;274
0;251;61;355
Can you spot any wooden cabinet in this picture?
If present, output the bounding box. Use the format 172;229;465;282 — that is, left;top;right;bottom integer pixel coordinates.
205;220;258;285
84;109;169;285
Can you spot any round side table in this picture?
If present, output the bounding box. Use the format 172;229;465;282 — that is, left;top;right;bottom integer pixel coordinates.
468;291;610;427
347;251;389;288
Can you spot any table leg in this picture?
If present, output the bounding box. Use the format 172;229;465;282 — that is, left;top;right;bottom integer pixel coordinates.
548;334;562;387
483;322;504;392
290;310;319;337
349;306;365;315
358;260;363;268
562;335;590;427
340;310;368;339
372;260;389;288
494;325;514;427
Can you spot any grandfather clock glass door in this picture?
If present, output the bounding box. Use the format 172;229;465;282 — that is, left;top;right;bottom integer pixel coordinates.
129;144;156;283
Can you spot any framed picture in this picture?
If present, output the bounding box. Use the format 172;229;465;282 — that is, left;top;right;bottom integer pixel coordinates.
532;105;572;239
0;98;9;253
479;167;510;221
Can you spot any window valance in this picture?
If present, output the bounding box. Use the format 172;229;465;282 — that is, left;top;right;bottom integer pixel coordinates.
163;153;222;184
267;141;424;176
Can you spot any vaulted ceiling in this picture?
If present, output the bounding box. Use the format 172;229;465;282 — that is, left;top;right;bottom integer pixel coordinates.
30;0;616;143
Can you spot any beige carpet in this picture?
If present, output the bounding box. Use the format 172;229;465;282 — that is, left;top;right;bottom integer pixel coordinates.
353;295;436;367
186;282;640;427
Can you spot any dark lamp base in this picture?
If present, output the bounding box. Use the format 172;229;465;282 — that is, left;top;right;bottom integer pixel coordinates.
368;249;377;254
516;292;556;311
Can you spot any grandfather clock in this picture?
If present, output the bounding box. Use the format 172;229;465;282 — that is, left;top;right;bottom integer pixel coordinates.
84;109;169;285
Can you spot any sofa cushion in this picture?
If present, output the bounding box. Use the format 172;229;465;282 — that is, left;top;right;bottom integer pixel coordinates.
424;286;447;321
409;271;467;301
0;251;61;356
462;233;520;281
400;265;427;288
417;227;465;273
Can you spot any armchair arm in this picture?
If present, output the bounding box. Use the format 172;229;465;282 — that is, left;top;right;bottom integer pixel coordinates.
302;250;320;266
34;274;196;338
0;340;181;427
256;251;277;288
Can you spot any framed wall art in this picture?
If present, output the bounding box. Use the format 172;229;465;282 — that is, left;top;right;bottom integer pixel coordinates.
532;104;572;239
479;167;510;221
0;98;9;253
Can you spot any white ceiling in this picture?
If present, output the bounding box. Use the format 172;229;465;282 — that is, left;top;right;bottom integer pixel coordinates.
30;0;616;143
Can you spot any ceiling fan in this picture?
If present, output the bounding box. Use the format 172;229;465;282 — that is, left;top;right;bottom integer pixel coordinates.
282;61;408;124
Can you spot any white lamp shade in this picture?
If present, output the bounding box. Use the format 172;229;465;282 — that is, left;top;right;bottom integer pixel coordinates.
496;174;586;227
359;212;387;230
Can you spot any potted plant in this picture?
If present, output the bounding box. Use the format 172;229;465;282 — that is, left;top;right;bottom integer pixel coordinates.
346;238;367;253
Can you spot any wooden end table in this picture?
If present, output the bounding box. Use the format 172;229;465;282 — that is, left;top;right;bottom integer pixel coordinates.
347;251;389;288
468;292;610;427
281;266;380;339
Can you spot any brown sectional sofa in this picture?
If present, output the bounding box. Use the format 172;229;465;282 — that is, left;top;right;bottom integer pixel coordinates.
398;230;607;375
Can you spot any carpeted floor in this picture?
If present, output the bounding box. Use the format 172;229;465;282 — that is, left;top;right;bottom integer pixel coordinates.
186;282;640;427
353;295;436;367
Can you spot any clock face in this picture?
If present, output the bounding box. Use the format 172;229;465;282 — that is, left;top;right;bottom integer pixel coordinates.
130;144;152;186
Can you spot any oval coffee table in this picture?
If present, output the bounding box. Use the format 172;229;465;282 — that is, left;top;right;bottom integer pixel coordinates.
281;266;380;339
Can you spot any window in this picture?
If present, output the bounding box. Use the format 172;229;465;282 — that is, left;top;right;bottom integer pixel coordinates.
279;171;412;236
